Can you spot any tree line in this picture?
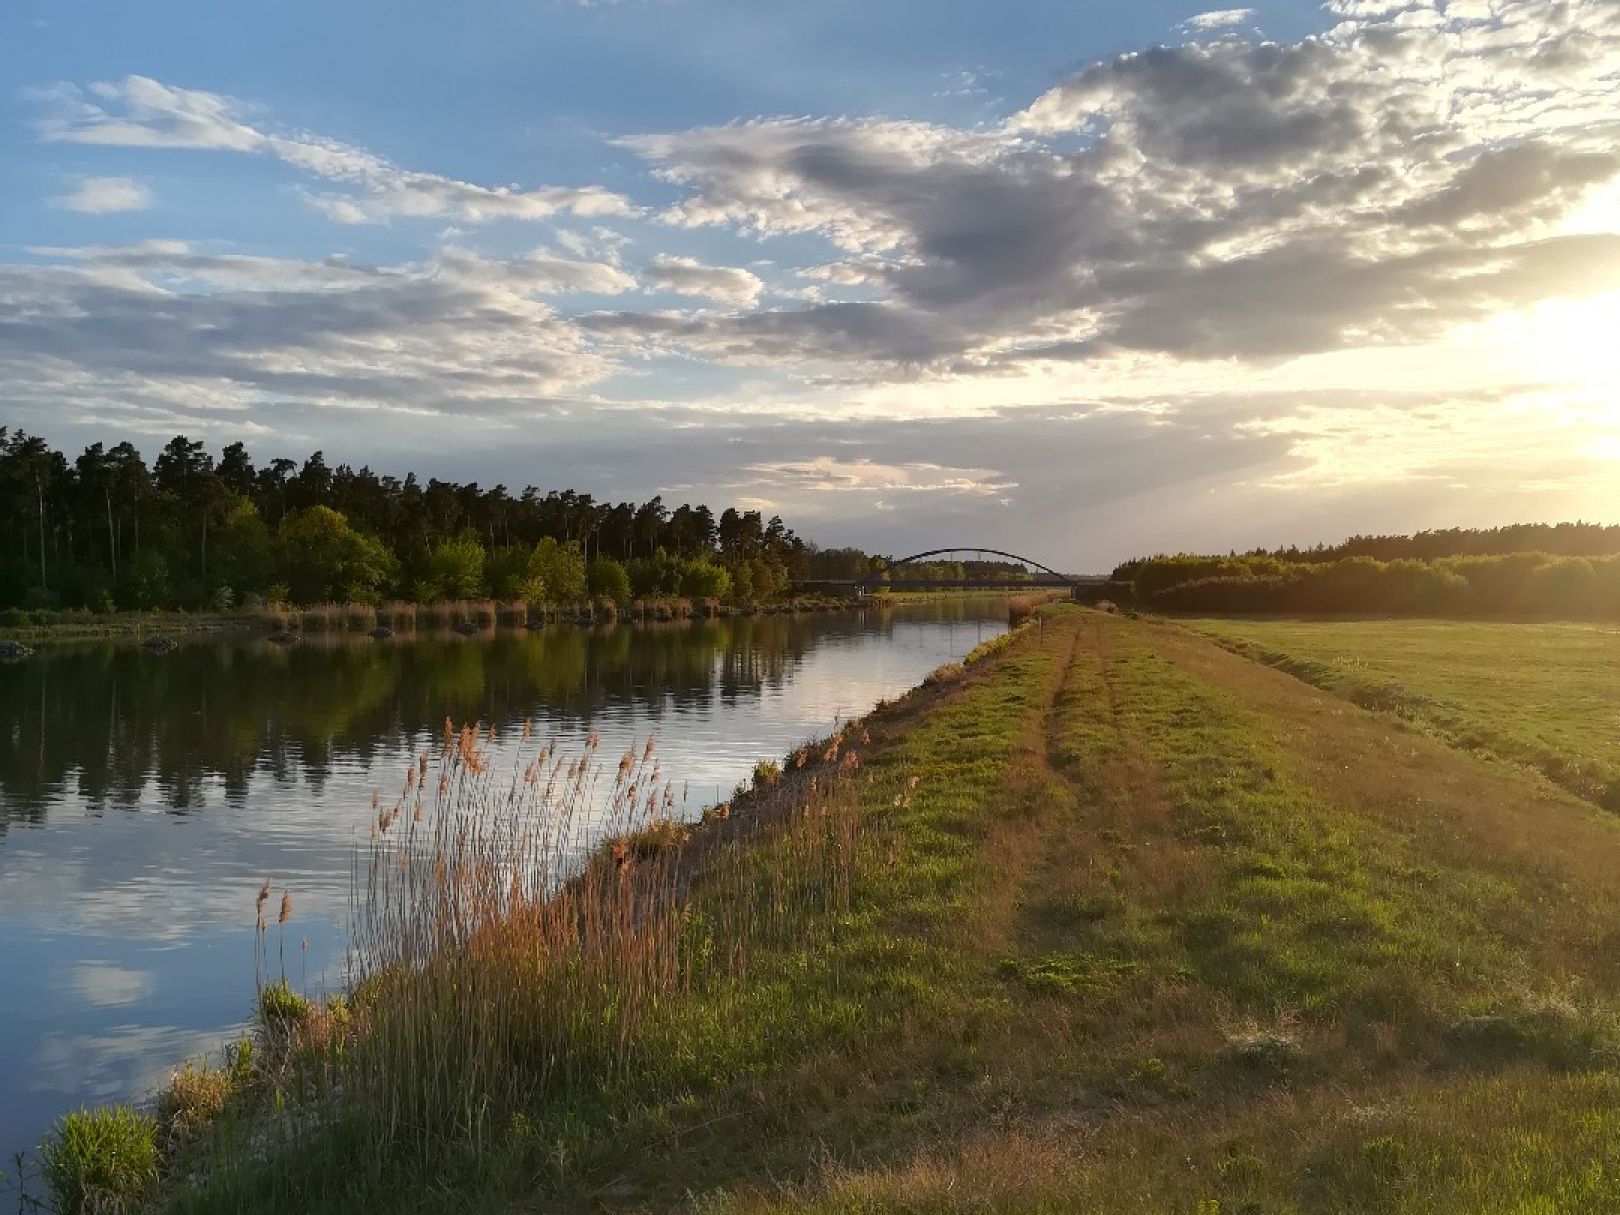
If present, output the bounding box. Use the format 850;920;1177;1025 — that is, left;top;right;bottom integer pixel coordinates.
1113;522;1620;582
1120;535;1620;619
0;429;856;611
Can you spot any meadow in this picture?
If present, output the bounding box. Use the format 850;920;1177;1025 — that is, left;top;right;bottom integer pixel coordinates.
1190;617;1620;810
33;606;1620;1212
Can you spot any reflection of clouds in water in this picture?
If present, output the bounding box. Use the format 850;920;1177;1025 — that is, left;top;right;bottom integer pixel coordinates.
0;837;352;945
30;1023;243;1101
69;962;155;1008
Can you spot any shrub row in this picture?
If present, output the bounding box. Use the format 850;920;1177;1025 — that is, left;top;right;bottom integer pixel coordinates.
1138;552;1620;618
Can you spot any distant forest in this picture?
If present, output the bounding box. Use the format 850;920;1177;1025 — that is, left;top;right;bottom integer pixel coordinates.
1117;524;1620;617
0;430;891;612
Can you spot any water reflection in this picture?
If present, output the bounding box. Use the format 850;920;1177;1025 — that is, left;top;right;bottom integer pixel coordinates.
0;600;1004;1168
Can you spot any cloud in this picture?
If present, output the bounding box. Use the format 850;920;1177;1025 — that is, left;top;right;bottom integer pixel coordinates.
0;242;632;434
34;75;634;225
612;0;1620;378
745;456;1014;497
645;254;764;305
1181;8;1258;32
51;175;152;213
8;0;1620;564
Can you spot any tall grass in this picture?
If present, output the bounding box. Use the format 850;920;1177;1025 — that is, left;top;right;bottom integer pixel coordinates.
169;718;864;1205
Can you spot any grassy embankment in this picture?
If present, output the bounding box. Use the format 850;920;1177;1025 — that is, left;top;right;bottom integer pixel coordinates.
47;606;1620;1212
1190;617;1620;811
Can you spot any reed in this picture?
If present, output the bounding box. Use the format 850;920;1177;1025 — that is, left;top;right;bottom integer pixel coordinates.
298;604;339;632
416;600;454;629
171;717;864;1204
377;601;417;630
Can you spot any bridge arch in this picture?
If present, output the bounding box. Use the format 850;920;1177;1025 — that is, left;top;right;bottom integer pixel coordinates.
858;546;1078;588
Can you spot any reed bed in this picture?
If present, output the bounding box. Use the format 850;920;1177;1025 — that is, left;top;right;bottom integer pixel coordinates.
416;600;455;628
464;598;498;627
170;717;865;1205
376;601;417;630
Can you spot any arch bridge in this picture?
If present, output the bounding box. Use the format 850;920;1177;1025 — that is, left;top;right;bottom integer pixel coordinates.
819;547;1107;595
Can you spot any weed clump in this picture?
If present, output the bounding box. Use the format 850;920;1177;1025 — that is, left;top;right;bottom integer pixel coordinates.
257;978;313;1027
40;1106;160;1215
1225;1029;1302;1076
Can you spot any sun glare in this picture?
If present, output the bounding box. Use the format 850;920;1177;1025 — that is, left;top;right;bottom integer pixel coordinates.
1515;294;1620;411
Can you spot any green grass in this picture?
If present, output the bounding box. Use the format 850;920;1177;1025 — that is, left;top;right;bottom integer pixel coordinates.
40;1106;160;1214
70;606;1620;1211
1188;617;1620;808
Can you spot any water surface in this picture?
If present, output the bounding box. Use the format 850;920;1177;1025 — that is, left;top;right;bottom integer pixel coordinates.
0;601;1006;1166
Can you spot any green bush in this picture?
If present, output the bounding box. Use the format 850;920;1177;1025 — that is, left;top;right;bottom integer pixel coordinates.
586;556;632;606
40;1106;160;1214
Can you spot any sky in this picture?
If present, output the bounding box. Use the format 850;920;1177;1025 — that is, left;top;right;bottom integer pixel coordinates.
2;0;1617;571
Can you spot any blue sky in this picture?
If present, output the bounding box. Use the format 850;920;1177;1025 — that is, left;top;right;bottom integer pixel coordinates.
3;0;1617;567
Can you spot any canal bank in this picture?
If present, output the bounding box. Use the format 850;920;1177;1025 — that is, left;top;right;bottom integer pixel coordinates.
0;599;1013;1181
36;603;1620;1214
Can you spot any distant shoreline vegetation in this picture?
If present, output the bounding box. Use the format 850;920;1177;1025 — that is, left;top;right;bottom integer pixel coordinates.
0;430;1031;619
1115;524;1620;618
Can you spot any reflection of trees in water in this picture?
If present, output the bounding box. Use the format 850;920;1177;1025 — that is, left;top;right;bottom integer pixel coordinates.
0;604;1006;826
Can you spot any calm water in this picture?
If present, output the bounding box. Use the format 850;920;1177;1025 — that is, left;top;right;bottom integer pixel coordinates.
0;600;1005;1166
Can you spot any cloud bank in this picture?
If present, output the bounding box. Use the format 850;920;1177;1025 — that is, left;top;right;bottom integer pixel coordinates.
8;0;1620;563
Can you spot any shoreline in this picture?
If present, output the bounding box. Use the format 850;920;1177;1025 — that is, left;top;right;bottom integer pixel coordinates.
0;590;1052;648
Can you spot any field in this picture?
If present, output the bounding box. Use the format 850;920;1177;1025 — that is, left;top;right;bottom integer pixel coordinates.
1189;617;1620;810
59;607;1620;1212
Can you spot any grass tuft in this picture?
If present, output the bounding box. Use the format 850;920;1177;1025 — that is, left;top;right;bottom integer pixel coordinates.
40;1106;160;1215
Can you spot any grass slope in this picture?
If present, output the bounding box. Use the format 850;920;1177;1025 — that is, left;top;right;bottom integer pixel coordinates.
1188;617;1620;809
167;608;1620;1212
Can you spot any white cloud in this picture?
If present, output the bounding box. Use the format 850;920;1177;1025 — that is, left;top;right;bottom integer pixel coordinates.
745;455;1015;497
35;75;634;225
51;175;152;213
1181;8;1258;32
645;254;764;305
